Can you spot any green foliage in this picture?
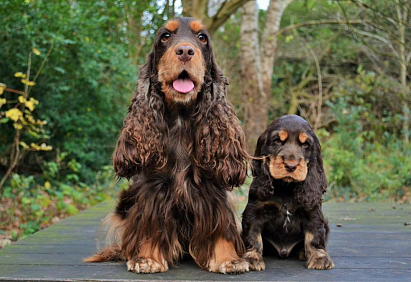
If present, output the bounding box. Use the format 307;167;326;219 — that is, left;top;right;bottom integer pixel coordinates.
0;153;127;239
0;0;139;180
321;96;411;202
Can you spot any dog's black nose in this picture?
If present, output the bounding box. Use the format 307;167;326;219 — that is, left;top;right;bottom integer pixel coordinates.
175;45;195;62
279;249;289;258
284;160;298;172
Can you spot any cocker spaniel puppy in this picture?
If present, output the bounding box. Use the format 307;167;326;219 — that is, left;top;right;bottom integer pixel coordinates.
241;115;334;271
84;17;250;274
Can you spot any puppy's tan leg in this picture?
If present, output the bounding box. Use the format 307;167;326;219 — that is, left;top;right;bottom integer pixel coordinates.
304;232;334;270
207;238;249;274
242;234;265;271
127;241;169;274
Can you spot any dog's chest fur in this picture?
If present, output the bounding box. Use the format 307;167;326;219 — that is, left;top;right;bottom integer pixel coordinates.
259;190;306;257
166;111;196;201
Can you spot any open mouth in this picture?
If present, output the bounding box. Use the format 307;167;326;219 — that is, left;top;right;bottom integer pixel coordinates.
172;71;195;94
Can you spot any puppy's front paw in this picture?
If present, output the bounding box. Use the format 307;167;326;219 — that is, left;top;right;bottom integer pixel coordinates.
306;250;334;270
127;258;168;273
243;250;266;271
214;258;250;274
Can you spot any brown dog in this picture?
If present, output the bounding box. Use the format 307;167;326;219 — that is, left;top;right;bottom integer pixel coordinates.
84;17;249;274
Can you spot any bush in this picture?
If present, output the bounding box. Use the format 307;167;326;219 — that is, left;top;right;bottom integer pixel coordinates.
321;97;411;202
0;153;127;243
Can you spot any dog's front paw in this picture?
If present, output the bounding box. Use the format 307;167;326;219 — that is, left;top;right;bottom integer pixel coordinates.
127;258;168;273
243;250;265;271
306;250;334;270
213;258;250;274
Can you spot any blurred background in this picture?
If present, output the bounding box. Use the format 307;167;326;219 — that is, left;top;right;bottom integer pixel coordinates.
0;0;410;245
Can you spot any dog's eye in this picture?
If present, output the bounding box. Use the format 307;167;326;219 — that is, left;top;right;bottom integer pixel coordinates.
273;138;283;145
302;142;310;148
161;32;171;42
198;34;207;43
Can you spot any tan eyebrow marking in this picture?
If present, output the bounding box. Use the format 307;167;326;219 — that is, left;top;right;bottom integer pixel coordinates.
189;20;203;33
165;20;179;32
299;132;308;143
279;130;288;141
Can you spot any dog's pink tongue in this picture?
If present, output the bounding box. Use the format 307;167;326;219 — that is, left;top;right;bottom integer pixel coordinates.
173;79;194;93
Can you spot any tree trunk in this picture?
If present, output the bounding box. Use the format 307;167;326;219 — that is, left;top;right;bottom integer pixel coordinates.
239;1;265;153
396;1;409;144
240;0;293;152
182;0;248;34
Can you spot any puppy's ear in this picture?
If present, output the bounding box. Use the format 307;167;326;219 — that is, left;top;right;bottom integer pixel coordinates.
250;132;273;199
295;134;327;209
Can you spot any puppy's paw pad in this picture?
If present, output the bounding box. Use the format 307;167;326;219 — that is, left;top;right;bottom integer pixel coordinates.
216;259;250;274
127;258;168;273
307;255;334;270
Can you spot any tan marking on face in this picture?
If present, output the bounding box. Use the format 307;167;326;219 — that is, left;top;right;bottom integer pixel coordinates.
279;130;288;141
268;156;308;182
189;20;203;33
165;20;179;32
157;42;205;105
299;132;308;143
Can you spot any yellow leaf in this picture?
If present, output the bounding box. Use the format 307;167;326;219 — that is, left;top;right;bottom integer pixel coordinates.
97;49;101;54
26;101;35;111
19;141;29;149
5;108;23;121
30;143;41;150
40;143;53;151
285;35;294;43
13;123;23;130
26;115;35;124
32;47;41;56
44;181;51;189
0;98;6;107
85;36;90;43
36;119;47;125
14;72;26;78
21;79;35;86
25;97;39;111
18;96;26;103
0;83;6;95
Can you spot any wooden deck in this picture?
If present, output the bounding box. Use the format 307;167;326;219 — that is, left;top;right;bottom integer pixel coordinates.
1;200;410;281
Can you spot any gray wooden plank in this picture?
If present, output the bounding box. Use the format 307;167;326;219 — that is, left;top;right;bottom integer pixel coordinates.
1;202;411;281
0;263;410;281
1;253;410;270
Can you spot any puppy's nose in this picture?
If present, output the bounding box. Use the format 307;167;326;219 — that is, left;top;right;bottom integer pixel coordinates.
279;249;289;258
284;160;298;172
175;45;195;62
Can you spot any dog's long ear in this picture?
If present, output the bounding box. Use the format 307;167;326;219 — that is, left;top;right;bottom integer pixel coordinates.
295;134;327;209
249;132;273;200
113;54;168;178
194;52;248;190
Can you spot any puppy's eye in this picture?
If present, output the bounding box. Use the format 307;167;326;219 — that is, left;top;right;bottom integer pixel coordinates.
161;32;171;42
273;138;283;145
302;142;310;149
198;34;207;43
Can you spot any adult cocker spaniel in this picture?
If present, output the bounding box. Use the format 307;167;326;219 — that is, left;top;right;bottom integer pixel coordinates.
241;115;334;271
85;17;250;274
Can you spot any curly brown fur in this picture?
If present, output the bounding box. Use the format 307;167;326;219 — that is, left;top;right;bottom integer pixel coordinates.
85;17;249;274
241;115;334;271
